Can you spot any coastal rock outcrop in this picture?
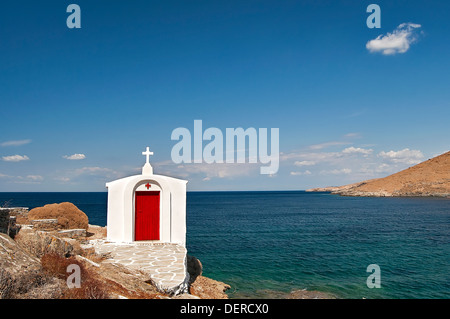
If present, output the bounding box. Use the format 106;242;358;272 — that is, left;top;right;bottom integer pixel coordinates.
189;275;231;299
288;289;336;299
0;233;41;275
0;209;10;234
28;202;89;230
0;209;21;238
187;255;203;281
14;228;75;258
0;233;65;299
307;151;450;197
2;204;231;299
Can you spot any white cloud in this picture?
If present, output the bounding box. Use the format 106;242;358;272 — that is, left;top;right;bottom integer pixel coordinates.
378;148;424;165
283;142;427;186
366;23;422;55
358;163;397;175
54;176;71;183
0;172;42;183
320;168;352;175
9;175;44;184
155;160;259;181
290;170;312;176
282;147;368;164
281;151;342;162
375;163;393;173
0;139;32;147
294;160;316;167
54;166;122;184
74;166;115;175
2;155;30;162
309;141;350;150
178;163;258;180
26;175;43;181
342;147;373;156
344;132;362;138
63;153;86;160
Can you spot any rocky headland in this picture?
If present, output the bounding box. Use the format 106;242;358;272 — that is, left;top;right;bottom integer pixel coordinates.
307;151;450;197
0;204;230;299
1;202;334;299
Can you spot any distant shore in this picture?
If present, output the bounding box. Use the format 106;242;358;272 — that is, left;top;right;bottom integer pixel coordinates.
307;151;450;198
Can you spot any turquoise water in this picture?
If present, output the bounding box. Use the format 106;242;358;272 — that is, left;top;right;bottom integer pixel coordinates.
1;191;449;299
186;191;449;299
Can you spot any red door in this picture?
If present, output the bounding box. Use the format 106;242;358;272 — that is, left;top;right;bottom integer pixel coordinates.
135;191;160;241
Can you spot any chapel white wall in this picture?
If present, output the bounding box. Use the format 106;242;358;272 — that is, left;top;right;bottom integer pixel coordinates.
106;174;187;246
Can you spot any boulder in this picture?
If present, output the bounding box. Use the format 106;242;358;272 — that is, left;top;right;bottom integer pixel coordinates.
0;209;10;234
28;202;89;230
31;219;60;231
0;209;21;238
288;289;336;299
86;224;107;239
0;233;66;299
57;229;87;239
171;293;200;299
186;255;202;283
8;216;21;238
95;263;163;299
189;276;230;299
8;207;29;224
0;233;40;275
14;228;74;258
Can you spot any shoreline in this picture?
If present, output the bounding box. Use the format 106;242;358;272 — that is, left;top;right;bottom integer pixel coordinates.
306;188;450;198
1;206;337;299
306;152;449;198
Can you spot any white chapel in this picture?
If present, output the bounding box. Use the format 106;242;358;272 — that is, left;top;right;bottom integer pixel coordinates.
105;147;188;246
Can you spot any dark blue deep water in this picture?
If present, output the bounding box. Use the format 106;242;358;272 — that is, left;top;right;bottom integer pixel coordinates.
1;191;449;299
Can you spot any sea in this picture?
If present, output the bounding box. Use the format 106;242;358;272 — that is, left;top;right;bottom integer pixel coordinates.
1;191;449;299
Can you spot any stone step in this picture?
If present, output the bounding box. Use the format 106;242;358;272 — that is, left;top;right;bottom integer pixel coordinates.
58;229;87;238
31;219;60;231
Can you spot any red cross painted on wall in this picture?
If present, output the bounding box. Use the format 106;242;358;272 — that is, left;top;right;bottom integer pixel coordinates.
145;183;151;189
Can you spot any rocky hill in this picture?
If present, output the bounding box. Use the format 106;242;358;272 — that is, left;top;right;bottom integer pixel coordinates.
307;151;450;197
0;205;230;299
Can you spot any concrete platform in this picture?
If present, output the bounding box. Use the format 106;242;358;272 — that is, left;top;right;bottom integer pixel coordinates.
90;240;189;295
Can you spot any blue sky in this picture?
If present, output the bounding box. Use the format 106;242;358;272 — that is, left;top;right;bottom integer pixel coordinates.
0;0;449;191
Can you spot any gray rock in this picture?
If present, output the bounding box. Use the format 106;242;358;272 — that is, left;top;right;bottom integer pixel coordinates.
0;209;10;234
15;228;74;258
171;293;200;299
31;219;60;231
0;233;40;275
186;254;203;283
58;229;87;239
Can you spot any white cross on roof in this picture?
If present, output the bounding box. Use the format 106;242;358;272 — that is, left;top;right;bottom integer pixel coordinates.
142;147;154;165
